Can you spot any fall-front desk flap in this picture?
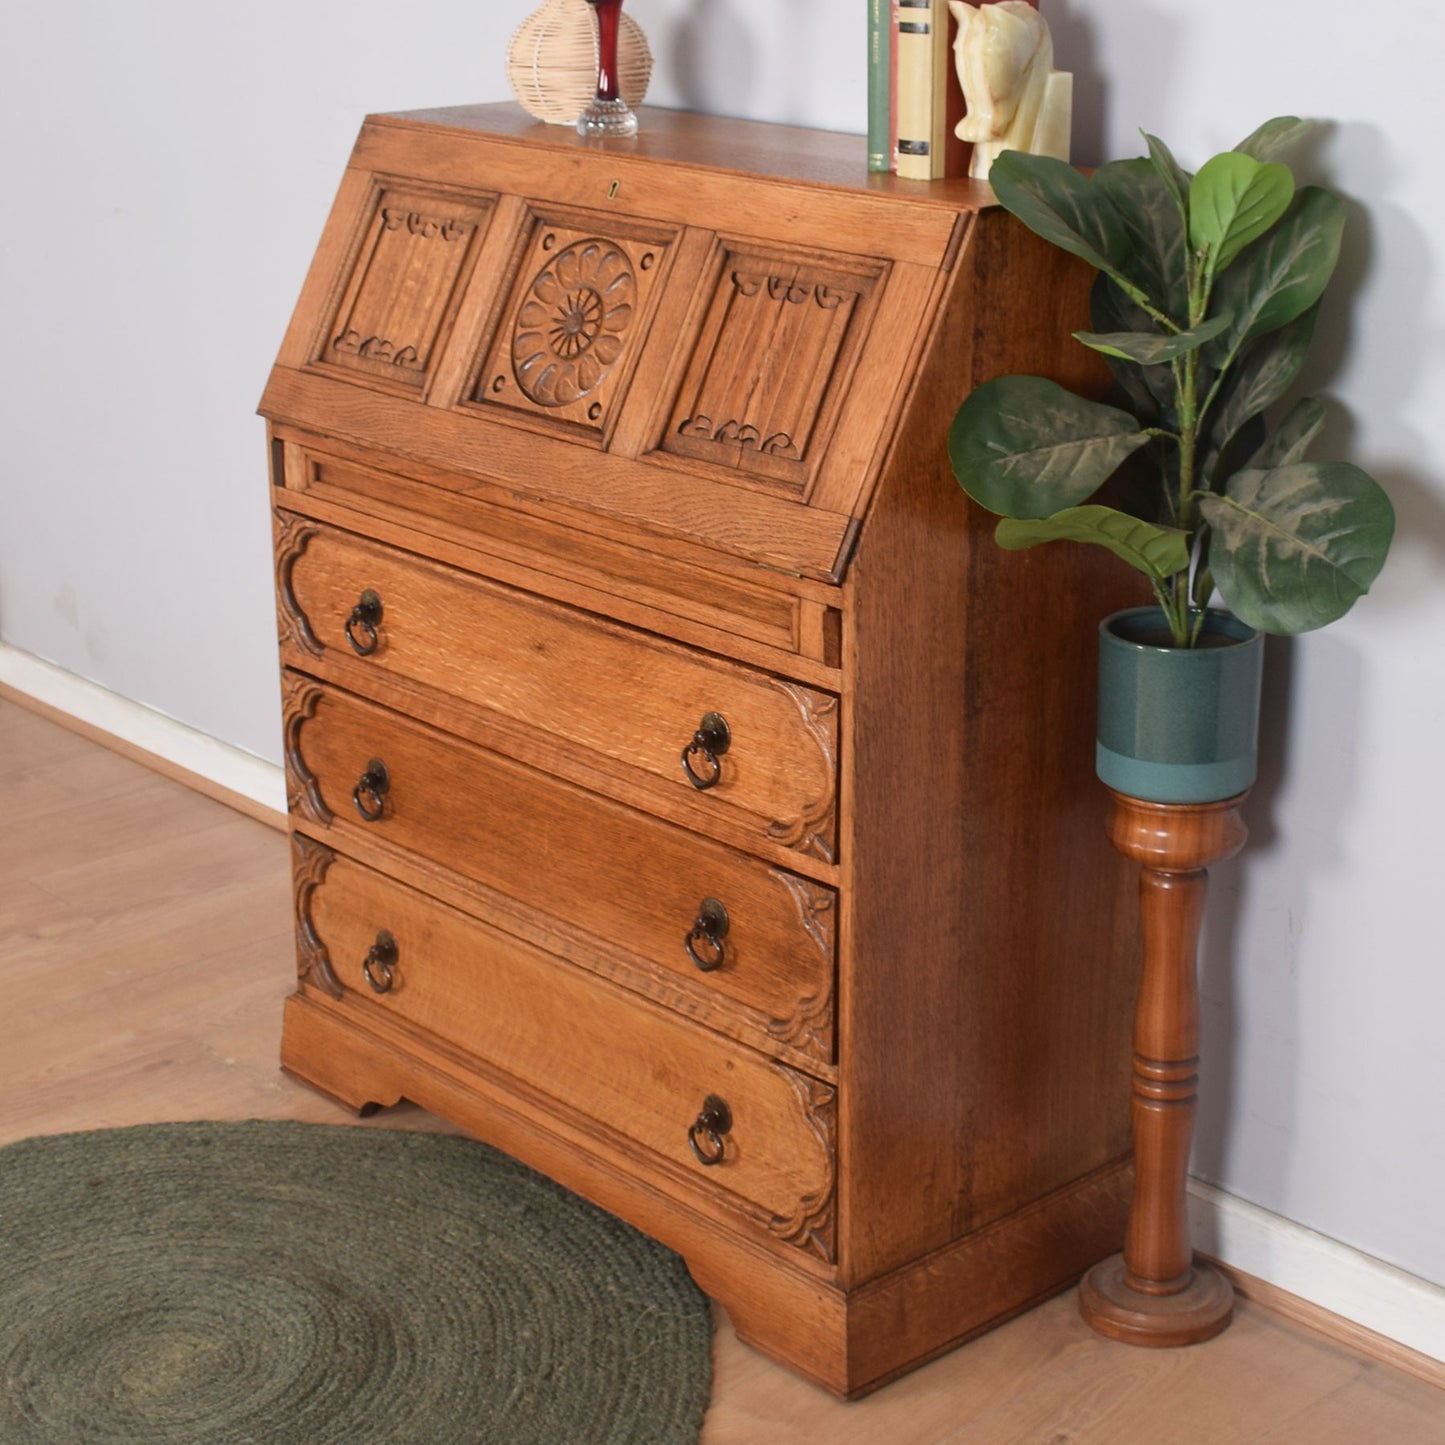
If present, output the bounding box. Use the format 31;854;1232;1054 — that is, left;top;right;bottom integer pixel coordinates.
259;104;982;584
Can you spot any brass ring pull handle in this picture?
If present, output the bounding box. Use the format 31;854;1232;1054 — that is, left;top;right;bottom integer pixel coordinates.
352;758;391;822
362;930;398;993
345;589;384;656
687;1094;733;1166
684;898;729;972
681;712;730;790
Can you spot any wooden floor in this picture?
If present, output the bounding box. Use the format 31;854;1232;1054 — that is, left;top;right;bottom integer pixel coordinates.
3;695;1441;1443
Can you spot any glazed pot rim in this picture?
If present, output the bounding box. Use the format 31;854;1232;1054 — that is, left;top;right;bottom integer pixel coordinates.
1100;605;1258;653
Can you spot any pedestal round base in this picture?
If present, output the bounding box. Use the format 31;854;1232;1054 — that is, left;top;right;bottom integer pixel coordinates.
1078;1254;1234;1347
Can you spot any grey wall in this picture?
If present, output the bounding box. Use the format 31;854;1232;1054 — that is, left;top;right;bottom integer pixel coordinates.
3;1;1441;1289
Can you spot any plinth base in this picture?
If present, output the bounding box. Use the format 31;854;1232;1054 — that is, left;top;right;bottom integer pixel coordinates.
1078;1253;1234;1347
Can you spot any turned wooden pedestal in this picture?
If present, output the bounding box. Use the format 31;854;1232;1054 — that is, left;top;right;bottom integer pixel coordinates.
1079;790;1248;1347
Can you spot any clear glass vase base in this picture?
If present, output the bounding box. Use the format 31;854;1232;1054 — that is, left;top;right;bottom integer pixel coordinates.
577;98;638;138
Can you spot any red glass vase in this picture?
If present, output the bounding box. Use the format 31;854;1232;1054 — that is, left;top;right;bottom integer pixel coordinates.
577;0;638;137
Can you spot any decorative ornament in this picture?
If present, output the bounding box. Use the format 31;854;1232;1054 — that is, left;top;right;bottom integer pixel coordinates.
949;1;1072;180
512;238;636;406
506;0;652;127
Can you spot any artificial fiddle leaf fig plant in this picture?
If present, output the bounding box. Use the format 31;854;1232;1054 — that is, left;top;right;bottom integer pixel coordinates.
947;117;1394;646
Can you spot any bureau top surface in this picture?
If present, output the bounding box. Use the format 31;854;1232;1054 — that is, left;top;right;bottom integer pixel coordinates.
383;103;998;207
260;104;1007;582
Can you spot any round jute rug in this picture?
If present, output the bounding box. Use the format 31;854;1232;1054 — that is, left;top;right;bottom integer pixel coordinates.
0;1121;712;1444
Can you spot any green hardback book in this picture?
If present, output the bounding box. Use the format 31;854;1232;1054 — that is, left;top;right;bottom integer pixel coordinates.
868;0;891;172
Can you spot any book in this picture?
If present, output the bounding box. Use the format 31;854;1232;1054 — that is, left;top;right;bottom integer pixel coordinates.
893;0;948;180
868;0;891;172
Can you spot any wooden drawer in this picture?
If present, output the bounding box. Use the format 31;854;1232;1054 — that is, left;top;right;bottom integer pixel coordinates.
277;513;838;865
285;675;836;1068
295;840;837;1263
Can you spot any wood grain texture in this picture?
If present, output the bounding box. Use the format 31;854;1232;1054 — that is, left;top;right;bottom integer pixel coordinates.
264;107;1209;1394
288;677;836;1070
839;204;1147;1287
280;516;839;861
357;109;968;266
4;699;1442;1435
1080;792;1250;1347
298;854;837;1256
261;364;857;581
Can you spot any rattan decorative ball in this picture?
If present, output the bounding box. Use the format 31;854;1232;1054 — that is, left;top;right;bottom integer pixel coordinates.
507;0;653;126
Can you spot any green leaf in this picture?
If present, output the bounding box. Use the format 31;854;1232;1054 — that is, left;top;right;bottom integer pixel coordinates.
1207;186;1346;362
1095;158;1190;319
1200;304;1319;483
1248;396;1327;468
996;505;1191;580
1199;462;1395;633
1090;273;1177;428
1234;116;1316;164
987;152;1141;302
1142;131;1192;224
1190;152;1295;275
1076;312;1232;365
947;376;1151;519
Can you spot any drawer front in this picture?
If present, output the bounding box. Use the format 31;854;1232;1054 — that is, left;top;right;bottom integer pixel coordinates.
295;838;837;1263
278;514;838;864
285;675;836;1067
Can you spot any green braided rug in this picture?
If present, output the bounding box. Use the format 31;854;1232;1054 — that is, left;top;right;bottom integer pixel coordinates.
0;1121;712;1444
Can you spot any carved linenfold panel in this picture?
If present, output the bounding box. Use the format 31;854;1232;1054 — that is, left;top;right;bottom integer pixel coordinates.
467;208;675;435
766;872;836;1063
676;415;799;459
765;682;839;864
282;674;331;826
291;834;342;999
314;182;493;391
661;245;881;492
273;513;322;658
767;1066;837;1263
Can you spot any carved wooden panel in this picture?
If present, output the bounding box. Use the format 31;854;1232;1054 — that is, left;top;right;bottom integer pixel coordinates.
273;513;321;658
281;672;331;826
766;872;836;1064
291;834;342;999
660;243;883;493
764;681;838;865
767;1065;837;1263
312;182;494;393
466;207;676;438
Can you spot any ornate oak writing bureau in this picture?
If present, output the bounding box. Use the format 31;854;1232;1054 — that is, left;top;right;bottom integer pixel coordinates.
261;104;1142;1397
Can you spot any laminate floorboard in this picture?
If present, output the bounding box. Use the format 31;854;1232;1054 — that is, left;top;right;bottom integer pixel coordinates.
1;697;1440;1443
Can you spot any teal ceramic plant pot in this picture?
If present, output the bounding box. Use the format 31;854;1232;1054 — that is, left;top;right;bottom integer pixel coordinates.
1096;607;1264;805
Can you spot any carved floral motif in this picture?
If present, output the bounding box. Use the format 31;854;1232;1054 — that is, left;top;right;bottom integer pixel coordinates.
512;238;636;406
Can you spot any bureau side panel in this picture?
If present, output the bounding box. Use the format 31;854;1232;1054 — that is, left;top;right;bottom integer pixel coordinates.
838;209;1144;1286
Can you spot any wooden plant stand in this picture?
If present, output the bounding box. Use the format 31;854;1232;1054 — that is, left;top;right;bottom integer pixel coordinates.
1079;790;1249;1347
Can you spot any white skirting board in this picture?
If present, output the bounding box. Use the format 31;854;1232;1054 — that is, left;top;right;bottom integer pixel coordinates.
0;643;286;818
1189;1180;1444;1364
2;643;1441;1366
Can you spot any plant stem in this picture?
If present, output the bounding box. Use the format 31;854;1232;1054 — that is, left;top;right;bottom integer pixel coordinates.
1164;247;1215;647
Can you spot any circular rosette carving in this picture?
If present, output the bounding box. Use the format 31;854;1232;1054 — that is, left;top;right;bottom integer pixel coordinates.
512;239;636;407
